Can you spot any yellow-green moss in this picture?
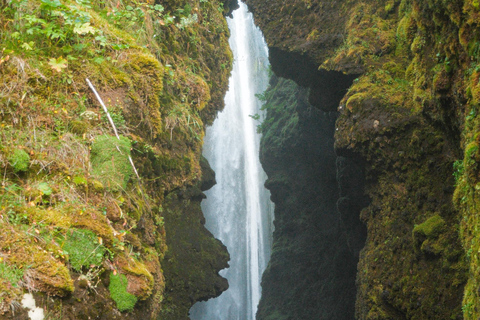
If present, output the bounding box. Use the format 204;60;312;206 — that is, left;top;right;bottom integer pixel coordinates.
413;215;446;239
0;219;74;297
117;255;155;300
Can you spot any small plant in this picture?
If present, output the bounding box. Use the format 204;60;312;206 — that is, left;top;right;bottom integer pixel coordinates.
8;148;30;173
109;272;137;312
37;182;53;196
48;57;68;72
453;160;464;184
176;13;198;30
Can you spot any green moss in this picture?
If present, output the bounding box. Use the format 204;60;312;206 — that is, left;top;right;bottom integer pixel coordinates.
109;273;138;312
8;148;30;173
413;215;446;239
385;1;394;14
61;228;106;272
90;135;133;191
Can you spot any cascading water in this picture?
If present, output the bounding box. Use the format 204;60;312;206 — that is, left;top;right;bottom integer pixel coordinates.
189;2;273;320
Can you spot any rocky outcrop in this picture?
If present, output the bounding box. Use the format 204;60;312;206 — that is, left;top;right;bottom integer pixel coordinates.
159;157;229;320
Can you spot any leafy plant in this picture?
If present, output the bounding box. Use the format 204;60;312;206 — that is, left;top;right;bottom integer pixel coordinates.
48;57;68;72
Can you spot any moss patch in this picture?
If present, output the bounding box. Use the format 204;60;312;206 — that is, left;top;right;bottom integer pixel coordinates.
8;148;30;173
61;228;106;272
413;214;446;240
90;135;133;191
109;273;138;312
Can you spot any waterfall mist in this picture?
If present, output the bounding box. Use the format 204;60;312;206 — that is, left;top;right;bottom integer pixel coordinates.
189;2;274;319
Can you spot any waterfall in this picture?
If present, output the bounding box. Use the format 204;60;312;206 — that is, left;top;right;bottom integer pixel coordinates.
189;2;273;319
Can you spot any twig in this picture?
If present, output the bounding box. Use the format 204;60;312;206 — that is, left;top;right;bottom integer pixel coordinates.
86;78;119;139
85;78;140;181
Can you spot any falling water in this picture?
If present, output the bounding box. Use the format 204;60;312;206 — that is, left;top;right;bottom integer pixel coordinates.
189;2;273;320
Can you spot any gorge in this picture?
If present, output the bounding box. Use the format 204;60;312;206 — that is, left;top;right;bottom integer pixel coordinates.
1;0;480;319
190;3;273;319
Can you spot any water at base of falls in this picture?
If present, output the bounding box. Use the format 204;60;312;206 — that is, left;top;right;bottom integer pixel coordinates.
189;2;273;320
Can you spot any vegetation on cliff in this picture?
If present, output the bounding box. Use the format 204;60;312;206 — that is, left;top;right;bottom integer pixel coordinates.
247;0;480;318
0;0;232;318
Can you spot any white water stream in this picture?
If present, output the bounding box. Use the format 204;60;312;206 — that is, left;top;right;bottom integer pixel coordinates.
189;2;273;319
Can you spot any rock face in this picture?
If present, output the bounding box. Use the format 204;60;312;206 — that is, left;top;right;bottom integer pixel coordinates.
246;0;479;319
159;157;229;320
257;76;366;319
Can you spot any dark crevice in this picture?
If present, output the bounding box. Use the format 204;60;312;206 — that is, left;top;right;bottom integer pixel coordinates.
257;75;366;319
268;47;359;111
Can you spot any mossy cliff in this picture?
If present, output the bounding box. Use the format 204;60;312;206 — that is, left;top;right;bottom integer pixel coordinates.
0;0;234;318
246;0;480;318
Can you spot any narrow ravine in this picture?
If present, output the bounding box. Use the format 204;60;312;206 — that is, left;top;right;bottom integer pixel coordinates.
189;2;274;319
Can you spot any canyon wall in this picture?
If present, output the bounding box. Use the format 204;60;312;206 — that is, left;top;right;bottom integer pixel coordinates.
0;0;235;318
247;0;480;318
